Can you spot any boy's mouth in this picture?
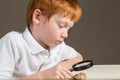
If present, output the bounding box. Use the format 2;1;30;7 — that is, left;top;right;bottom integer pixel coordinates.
57;40;63;44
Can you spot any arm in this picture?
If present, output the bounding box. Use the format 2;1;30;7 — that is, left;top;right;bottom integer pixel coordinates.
19;53;83;80
19;64;73;80
59;53;83;69
0;35;15;79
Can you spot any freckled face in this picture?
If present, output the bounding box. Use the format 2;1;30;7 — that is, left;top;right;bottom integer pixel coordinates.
36;13;74;48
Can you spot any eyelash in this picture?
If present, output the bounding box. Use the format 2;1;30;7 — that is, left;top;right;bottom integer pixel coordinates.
59;24;65;28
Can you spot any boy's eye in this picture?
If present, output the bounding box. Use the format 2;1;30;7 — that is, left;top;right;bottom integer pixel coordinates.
58;24;72;30
59;24;65;28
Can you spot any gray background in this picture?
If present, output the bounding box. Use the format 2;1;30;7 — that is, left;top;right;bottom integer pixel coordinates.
0;0;120;64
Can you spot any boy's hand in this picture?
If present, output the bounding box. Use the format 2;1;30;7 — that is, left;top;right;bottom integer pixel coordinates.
19;62;73;80
40;62;73;80
39;54;82;80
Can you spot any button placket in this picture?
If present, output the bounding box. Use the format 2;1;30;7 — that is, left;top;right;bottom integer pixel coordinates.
31;55;42;71
42;50;49;59
37;50;50;71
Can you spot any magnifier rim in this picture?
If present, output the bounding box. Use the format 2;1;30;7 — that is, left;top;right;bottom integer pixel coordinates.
72;60;93;71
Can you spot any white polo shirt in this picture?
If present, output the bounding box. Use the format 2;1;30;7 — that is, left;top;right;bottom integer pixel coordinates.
0;27;78;79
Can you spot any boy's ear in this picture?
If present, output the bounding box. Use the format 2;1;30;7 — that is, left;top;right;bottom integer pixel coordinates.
32;9;41;24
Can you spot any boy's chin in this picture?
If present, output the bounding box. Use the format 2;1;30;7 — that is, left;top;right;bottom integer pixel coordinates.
49;43;60;48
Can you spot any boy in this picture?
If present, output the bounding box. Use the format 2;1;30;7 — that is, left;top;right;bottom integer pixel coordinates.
0;0;83;80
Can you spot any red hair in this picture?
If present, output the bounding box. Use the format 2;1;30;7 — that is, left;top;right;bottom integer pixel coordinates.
26;0;82;26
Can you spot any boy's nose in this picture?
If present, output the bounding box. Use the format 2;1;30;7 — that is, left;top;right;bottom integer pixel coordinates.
61;31;68;39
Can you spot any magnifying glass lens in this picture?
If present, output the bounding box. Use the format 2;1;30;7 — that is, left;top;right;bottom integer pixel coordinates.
71;60;93;71
74;62;90;68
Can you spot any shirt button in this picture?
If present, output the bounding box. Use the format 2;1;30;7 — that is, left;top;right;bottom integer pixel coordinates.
41;50;48;54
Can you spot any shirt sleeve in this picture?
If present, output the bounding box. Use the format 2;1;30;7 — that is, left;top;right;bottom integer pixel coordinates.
0;33;15;79
60;42;78;60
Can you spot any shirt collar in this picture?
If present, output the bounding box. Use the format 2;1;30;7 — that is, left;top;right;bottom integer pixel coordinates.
22;27;47;55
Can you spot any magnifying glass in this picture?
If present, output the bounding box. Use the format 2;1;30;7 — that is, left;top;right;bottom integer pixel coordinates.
70;60;93;72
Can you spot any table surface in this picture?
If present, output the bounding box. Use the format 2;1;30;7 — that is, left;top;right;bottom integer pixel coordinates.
72;65;120;80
